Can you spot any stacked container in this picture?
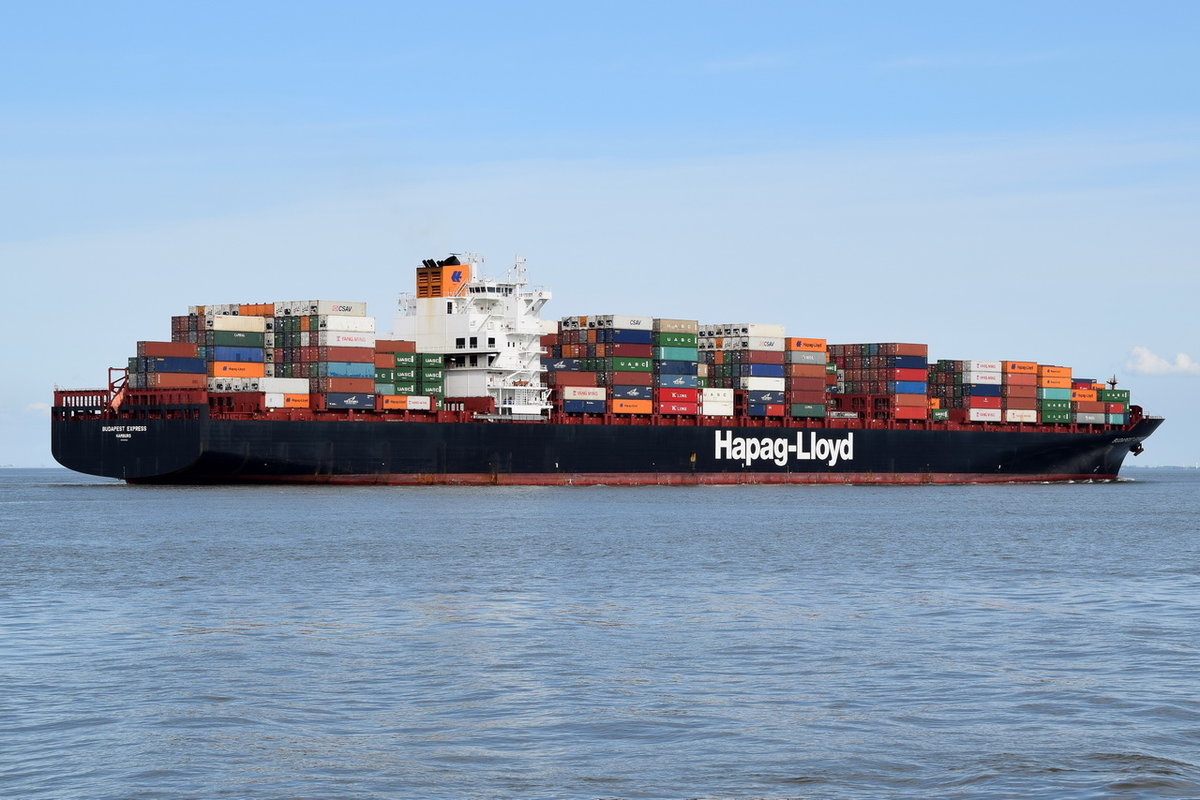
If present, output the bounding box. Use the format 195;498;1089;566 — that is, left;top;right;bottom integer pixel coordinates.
651;318;700;415
1000;361;1039;423
1070;377;1111;425
127;341;207;389
700;323;787;417
829;343;929;421
784;337;829;419
1037;365;1073;423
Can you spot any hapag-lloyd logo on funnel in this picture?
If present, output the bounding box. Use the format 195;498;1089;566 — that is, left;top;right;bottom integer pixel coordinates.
714;430;855;467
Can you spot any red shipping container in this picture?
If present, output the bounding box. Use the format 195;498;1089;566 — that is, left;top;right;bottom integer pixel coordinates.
1002;398;1038;410
657;402;699;415
1074;400;1105;413
550;371;599;387
655;388;699;402
741;350;785;365
373;339;417;354
611;343;653;358
316;377;374;393
785;364;827;379
893;406;929;420
965;396;1002;409
609;370;654;386
374;352;395;368
137;341;199;358
1001;384;1037;398
1004;372;1037;386
320;346;374;363
787;377;826;392
1106;402;1126;413
787;390;826;403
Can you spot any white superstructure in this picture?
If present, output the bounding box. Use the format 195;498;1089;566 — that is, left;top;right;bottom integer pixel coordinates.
392;255;551;417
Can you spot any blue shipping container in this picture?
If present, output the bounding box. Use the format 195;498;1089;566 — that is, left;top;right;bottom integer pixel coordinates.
543;357;581;371
322;361;375;379
964;384;1002;397
610;385;652;399
212;345;265;363
325;393;374;409
562;399;606;414
889;355;928;369
747;390;785;403
746;403;783;417
739;363;786;378
655;360;699;375
653;374;700;389
604;329;654;345
139;356;205;374
891;380;928;395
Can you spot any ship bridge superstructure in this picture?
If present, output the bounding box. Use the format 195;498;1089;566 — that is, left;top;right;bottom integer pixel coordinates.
393;254;552;417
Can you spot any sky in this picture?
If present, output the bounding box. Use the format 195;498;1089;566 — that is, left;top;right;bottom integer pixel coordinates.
1;1;1197;466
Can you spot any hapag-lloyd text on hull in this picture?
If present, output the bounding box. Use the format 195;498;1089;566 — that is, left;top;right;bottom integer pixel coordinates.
714;430;855;467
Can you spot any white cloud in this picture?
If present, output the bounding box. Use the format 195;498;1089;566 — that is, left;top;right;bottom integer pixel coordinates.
1126;346;1200;376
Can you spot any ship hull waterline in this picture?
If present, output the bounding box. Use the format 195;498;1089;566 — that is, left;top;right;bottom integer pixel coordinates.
52;416;1164;485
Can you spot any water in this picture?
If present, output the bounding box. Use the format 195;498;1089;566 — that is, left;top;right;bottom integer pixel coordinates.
3;468;1199;799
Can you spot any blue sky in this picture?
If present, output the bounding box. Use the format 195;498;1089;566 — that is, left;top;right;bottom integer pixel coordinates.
2;1;1197;466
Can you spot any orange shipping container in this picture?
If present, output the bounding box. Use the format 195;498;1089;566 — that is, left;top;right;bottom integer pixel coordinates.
785;337;827;352
610;398;652;414
375;339;418;354
299;316;310;332
1071;389;1098;402
282;393;309;408
374;353;395;368
785;364;827;379
893;393;928;408
318;377;374;393
208;361;266;378
893;406;929;420
1039;376;1072;389
928;397;941;409
1002;361;1037;374
1004;372;1038;386
1038;365;1072;378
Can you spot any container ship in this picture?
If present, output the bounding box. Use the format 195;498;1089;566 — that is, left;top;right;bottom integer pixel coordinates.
52;255;1163;484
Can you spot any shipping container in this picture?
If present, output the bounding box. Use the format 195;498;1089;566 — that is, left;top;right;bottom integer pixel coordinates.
654;374;700;389
700;401;735;417
317;331;376;348
1074;412;1106;425
318;361;375;379
740;376;786;392
967;408;1003;423
137;341;199;358
610;398;653;414
208;361;266;378
211;345;264;363
746;403;786;417
657;402;699;415
141;356;206;374
562;386;607;401
563;399;607;414
1004;409;1038;423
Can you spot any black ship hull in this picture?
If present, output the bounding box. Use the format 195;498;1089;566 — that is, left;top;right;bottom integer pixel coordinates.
51;414;1164;485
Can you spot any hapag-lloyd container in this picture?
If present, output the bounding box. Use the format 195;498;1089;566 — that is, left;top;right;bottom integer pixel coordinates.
265;392;309;409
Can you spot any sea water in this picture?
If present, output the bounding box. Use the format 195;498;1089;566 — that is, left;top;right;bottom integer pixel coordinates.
3;468;1199;799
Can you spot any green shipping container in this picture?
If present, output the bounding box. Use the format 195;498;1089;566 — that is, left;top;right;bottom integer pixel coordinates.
653;346;699;361
1039;399;1071;411
394;353;418;367
376;369;394;382
609;357;653;372
653;333;698;347
394;367;418;382
375;383;395;395
127;357;139;373
393;382;419;394
420;368;444;382
208;330;266;348
419;353;444;368
930;409;950;422
1041;410;1072;423
424;385;446;397
789;403;827;418
1037;388;1072;401
1099;389;1130;402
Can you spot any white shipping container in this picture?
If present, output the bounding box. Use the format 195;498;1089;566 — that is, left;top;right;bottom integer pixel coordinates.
697;363;709;378
741;376;786;391
318;315;375;332
260;377;310;394
315;300;368;317
405;395;433;411
717;323;787;338
317;331;376;348
963;360;1001;372
652;318;699;334
206;377;261;392
590;314;654;330
264;392;285;408
700;402;735;416
967;408;1003;422
264;332;275;347
786;350;827;364
962;370;1002;385
746;336;786;351
701;387;735;402
562;386;607;401
1005;409;1038;423
208;315;267;333
264;363;275;377
1074;412;1105;424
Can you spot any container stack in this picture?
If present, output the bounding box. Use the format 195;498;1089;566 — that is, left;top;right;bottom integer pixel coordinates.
1070;377;1111;425
1099;387;1130;425
927;359;1002;422
128;341;207;389
829;343;929;421
651;318;700;416
1000;361;1039;423
204;311;268;390
699;324;788;417
1037;365;1073;423
372;339;435;411
784;337;829;419
593;315;655;416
